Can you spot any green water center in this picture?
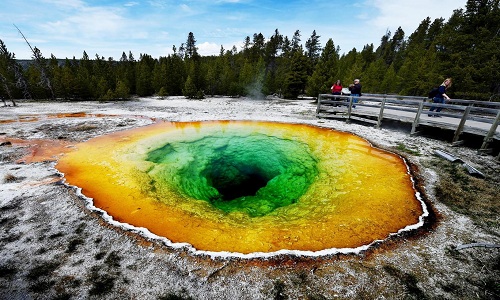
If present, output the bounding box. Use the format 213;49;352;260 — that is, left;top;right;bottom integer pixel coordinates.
146;134;319;217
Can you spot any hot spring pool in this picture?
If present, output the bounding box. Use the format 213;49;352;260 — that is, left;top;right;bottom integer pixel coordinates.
56;120;427;256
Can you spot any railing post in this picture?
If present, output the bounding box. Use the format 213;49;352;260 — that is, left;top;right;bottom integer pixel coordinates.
452;106;471;145
316;94;322;115
411;101;425;135
480;110;500;152
376;95;386;129
347;96;353;120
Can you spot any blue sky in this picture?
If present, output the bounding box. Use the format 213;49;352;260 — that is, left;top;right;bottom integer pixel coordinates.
0;0;466;60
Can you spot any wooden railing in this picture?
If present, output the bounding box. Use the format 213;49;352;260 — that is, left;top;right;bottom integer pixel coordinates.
316;93;500;159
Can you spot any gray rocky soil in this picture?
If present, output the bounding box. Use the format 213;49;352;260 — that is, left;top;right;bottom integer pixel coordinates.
0;97;498;299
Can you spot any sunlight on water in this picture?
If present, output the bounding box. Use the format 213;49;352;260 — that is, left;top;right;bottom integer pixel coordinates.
56;121;424;254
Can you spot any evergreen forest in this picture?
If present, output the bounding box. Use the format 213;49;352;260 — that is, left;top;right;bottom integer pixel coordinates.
1;0;499;102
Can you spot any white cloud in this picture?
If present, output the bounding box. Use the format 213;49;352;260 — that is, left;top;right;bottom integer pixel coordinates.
179;4;192;13
43;7;125;38
1;0;470;59
124;2;139;7
367;0;466;33
41;0;85;9
197;40;245;56
197;42;221;56
216;0;246;3
148;0;169;9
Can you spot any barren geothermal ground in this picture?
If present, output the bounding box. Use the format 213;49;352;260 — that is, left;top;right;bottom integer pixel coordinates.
0;96;498;299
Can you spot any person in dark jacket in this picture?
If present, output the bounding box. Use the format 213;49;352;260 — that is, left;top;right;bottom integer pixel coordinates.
348;79;362;107
428;78;452;117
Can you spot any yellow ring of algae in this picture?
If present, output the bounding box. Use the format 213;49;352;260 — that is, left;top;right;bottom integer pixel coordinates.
56;121;425;255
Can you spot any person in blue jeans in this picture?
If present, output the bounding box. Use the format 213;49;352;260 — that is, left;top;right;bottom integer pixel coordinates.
348;79;362;108
428;78;452;117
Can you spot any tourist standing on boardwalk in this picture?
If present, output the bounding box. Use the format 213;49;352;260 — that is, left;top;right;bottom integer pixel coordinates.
348;79;362;107
428;78;452;117
331;80;343;95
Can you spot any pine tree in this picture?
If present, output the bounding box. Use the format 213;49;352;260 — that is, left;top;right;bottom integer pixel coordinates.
183;75;197;98
74;51;92;99
284;50;308;99
185;32;199;59
363;58;388;93
241;36;251;60
380;64;397;94
57;59;77;99
263;29;283;95
166;52;186;96
433;0;500;99
114;80;130;99
291;30;302;52
306;38;339;96
205;59;219;97
250;33;265;63
152;57;168;94
375;27;405;70
0;39;21;104
305;30;321;70
136;54;155;97
339;49;361;84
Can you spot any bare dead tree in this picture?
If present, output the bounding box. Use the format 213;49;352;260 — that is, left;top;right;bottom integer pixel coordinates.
13;63;31;100
14;24;55;99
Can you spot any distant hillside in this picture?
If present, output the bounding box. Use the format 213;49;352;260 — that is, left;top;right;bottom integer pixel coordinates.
16;59;68;68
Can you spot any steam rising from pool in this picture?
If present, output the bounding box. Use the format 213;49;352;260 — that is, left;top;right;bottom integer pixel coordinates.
56;121;427;256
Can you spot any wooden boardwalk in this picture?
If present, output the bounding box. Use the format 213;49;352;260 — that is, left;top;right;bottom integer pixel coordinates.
316;93;500;159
